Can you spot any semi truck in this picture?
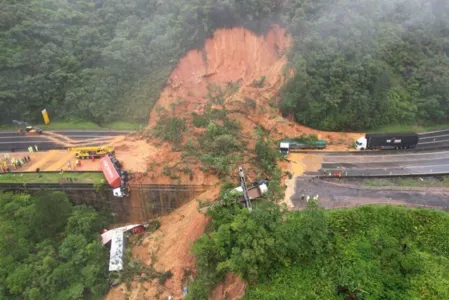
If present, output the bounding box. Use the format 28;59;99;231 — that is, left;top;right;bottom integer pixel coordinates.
355;132;419;150
100;154;129;197
279;139;326;155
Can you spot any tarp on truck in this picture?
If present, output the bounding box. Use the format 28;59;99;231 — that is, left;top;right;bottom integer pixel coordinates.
100;156;121;188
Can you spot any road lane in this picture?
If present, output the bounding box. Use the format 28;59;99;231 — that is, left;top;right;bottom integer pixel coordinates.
417;129;449;149
291;177;449;210
0;130;130;152
309;149;449;177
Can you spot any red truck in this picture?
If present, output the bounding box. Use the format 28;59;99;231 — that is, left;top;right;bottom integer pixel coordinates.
100;155;121;188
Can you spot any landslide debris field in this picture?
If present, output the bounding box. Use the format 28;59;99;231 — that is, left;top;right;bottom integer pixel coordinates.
103;25;449;300
106;26;356;300
8;25;445;300
119;26;358;187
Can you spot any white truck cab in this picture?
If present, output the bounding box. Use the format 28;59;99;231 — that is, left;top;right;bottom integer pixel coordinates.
279;142;290;155
355;136;367;150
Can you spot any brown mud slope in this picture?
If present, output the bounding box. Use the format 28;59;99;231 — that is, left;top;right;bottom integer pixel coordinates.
120;25;360;186
106;187;219;300
148;25;360;150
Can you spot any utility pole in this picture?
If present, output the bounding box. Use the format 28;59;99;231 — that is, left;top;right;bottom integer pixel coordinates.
238;166;252;212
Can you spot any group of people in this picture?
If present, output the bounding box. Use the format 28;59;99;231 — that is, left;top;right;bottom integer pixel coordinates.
27;145;39;153
300;193;320;203
1;154;31;172
60;159;83;173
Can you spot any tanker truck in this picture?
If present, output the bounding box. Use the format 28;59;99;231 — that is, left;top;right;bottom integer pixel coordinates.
355;132;419;150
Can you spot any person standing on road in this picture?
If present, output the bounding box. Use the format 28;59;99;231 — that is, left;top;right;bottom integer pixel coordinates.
34;145;38;152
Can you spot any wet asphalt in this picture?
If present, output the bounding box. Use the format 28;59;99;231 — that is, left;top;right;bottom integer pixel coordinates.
292;177;449;210
312;130;449;177
0;130;130;152
416;129;449;149
317;150;449;176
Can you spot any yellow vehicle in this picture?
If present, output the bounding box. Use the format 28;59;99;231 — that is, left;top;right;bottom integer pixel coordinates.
68;146;115;159
18;126;43;135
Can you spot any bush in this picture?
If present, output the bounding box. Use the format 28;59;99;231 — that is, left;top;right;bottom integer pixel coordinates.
210;134;241;156
200;154;232;176
255;136;278;173
153;117;186;144
192;113;209;128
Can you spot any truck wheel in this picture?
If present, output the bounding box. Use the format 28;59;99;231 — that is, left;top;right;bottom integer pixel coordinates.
360;148;365;151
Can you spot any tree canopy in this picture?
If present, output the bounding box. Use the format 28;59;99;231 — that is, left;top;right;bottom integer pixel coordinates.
2;0;448;130
0;0;281;125
0;191;110;299
279;0;449;130
188;199;449;299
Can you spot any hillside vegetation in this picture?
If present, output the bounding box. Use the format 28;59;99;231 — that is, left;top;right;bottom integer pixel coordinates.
189;200;449;299
0;191;110;299
280;0;449;131
3;0;448;130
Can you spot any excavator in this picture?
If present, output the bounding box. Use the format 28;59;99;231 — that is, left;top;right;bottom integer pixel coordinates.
13;120;43;135
68;145;115;159
18;126;43;135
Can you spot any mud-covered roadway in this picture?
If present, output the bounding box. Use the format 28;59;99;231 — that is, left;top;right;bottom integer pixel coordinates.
291;176;449;211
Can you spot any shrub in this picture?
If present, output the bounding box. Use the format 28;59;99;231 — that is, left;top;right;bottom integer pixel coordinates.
255;136;278;173
210;134;241;156
192;112;209;128
153;117;186;143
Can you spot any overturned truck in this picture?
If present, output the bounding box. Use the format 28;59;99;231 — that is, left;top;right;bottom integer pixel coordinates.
100;154;129;198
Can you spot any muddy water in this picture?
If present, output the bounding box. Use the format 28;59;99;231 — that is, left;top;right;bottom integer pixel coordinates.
283;154;323;208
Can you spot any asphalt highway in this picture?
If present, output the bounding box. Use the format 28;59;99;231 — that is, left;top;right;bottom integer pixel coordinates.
0;130;130;152
291;177;449;210
416;129;449;149
314;149;449;177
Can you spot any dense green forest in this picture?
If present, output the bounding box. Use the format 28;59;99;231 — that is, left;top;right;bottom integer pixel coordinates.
280;0;449;130
2;0;448;130
0;191;110;299
188;199;449;299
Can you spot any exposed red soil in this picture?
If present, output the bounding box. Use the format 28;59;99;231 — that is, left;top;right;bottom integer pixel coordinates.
106;187;219;300
211;273;247;300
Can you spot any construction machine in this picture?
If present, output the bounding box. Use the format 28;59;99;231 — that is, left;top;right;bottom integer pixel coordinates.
68;145;115;159
17;126;43;135
13;120;43;135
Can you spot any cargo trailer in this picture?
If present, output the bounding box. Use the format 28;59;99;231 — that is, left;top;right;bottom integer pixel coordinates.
355;132;419;150
100;155;121;188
